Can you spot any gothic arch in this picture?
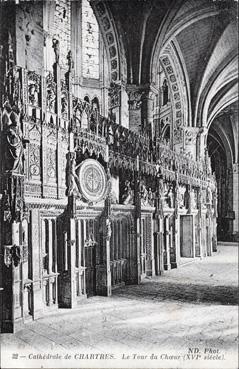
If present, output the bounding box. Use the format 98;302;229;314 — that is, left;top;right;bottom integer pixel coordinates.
90;1;127;83
157;41;190;147
194;20;238;128
196;54;238;128
208;121;234;169
150;0;185;84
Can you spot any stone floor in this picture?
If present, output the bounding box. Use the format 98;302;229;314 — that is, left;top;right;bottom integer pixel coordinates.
1;245;238;369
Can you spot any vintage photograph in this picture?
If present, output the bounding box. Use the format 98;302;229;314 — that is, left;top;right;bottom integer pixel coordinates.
0;0;238;368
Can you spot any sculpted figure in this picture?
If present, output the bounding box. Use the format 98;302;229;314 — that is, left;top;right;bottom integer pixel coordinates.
4;108;24;173
184;186;190;210
122;180;133;205
11;244;21;267
206;185;212;204
140;182;148;206
65;154;80;197
148;187;154;207
2;101;12;128
167;186;174;208
52;38;60;64
67;50;74;72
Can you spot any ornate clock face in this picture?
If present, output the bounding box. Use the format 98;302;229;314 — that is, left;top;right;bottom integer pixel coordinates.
77;159;107;202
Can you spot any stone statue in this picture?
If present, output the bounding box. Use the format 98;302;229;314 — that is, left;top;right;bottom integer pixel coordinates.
11;244;21;267
167;186;174;208
67;50;74;72
184;186;190;210
206;185;212;205
122;180;133;205
65;154;80;197
140;182;148;206
2;101;12;129
4;108;24;173
52;38;60;64
148;187;154;207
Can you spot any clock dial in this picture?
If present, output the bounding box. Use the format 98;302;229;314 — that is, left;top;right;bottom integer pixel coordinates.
78;159;107;202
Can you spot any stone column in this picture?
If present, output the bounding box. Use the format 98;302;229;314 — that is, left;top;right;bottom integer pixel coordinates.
108;82;122;125
174;216;180;268
164;216;171;270
135;162;142;283
31;209;44;319
126;85;144;133
206;211;213;256
1;175;26;332
154;215;164;276
184;127;200;160
77;219;85;297
96;197;112;296
53;46;61;200
232;163;239;238
126;84;157;136
66;217;77;308
150;214;155;276
196;127;208;161
47;220;53;306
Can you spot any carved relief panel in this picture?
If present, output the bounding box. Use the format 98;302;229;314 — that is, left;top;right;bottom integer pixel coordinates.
46;129;57;185
27;124;41;182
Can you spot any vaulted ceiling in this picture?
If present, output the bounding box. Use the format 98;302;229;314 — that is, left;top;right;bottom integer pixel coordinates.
91;0;238;129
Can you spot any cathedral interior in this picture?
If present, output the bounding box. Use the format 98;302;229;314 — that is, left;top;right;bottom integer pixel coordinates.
0;0;238;334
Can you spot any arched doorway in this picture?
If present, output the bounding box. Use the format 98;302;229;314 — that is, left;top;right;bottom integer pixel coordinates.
207;105;238;241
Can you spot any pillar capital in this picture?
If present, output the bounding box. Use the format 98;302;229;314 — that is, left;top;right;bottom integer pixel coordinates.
126;84;158;136
126;83;158;107
184;127;200;143
126;84;144;110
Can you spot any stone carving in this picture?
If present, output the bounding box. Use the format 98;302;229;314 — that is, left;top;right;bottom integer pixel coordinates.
1;175;25;223
155;175;164;217
206;185;212;205
147;187;154;207
65;153;80;197
3;33;22;109
47;147;56;179
4;243;21;267
28;71;41;106
85;233;97;247
184;185;192;213
77;159;107;203
105;218;112;241
121;180;134;205
46;72;56;112
2;190;12;222
29;143;40;178
166;185;174;208
52;38;60;64
140;182;148;206
184;128;198;145
11;244;21;267
3;107;26;173
127;89;143;110
108;82;121;109
184;186;190;209
61;80;68;118
212;189;218;217
67;50;74;72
